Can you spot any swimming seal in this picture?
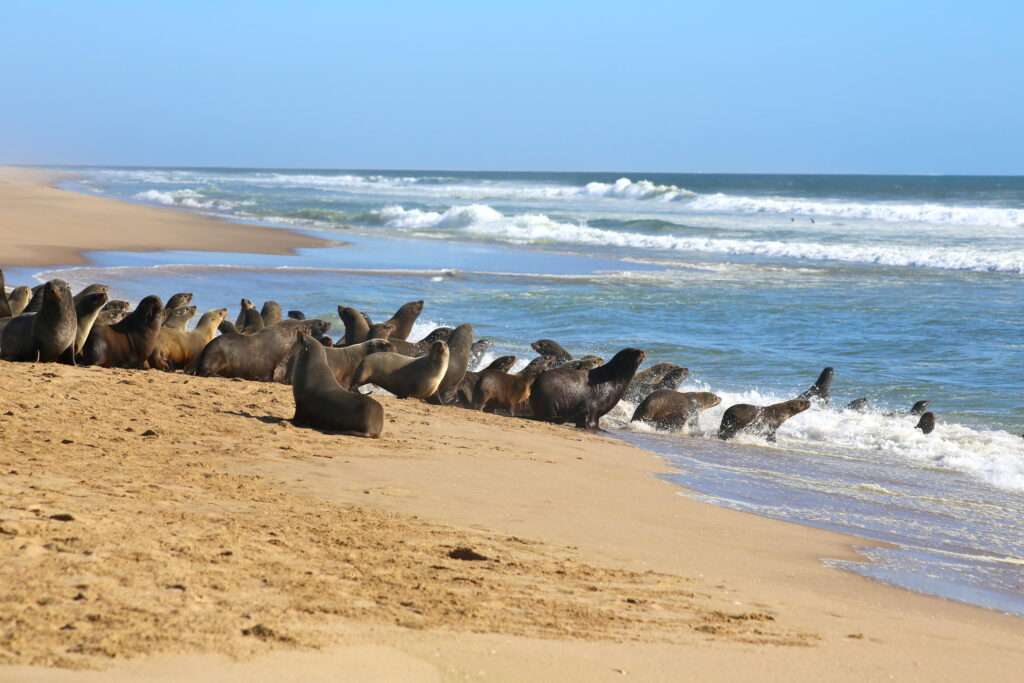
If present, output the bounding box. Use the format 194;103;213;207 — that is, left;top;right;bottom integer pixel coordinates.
530;348;646;430
339;306;372;346
195;319;329;380
718;398;811;441
162;304;197;329
454;355;517;407
291;333;384;438
1;280;77;362
532;339;572;364
72;291;110;356
236;299;264;334
383;300;424;341
350;340;450;399
631;390;721;432
80;295;164;368
798;367;834;402
474;354;554;416
278;338;393;386
623;363;688;404
429;323;474;403
95;300;131;326
149;308;228;372
846;397;869;412
915;412;935;434
261;300;282;326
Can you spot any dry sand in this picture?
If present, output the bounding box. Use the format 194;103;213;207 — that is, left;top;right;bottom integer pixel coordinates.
0;167;329;268
1;174;1023;681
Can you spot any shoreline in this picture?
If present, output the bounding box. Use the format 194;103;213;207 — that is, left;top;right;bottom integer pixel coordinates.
2;172;1023;679
0;167;332;269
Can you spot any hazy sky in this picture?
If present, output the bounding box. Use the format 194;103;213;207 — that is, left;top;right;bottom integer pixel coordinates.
2;1;1021;174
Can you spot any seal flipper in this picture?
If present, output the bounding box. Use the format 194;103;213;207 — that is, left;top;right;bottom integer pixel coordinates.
798;367;834;402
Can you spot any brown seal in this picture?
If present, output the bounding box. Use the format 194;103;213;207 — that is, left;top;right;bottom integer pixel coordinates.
1;280;78;362
162;304;197;329
164;292;193;311
383;300;424;341
915;412;936;434
95;300;131;326
430;323;474;403
797;367;834;402
530;348;646;430
195;319;329;380
278;338;393;387
531;339;572;363
287;310;306;320
631;390;721;432
73;284;110;308
72;291;110;356
623;363;689;404
350;340;449;399
80;295;164;368
718;398;811;441
24;278;70;314
454;355;517;407
149;308;228;371
261;300;282;326
236;298;264;334
560;356;604;371
0;270;11;318
339;306;372;346
474;355;554;416
291;333;384;438
8;287;30;317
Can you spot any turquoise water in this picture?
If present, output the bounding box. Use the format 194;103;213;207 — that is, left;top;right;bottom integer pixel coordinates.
25;167;1024;616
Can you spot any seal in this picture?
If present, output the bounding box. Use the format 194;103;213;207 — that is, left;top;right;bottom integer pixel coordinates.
1;280;77;362
291;333;384;438
236;299;264;334
261;300;282;326
8;287;30;317
73;284;110;308
429;323;474;403
368;321;397;340
631;390;721;432
350;340;450;399
454;355;517;407
24;279;70;314
218;320;239;335
531;339;572;364
278;338;393;386
474;354;554;416
164;292;193;311
718;398;811;442
798;367;834;402
383;300;424;341
623;363;688;404
194;319;329;380
162;304;197;329
0;270;11;318
468;338;492;369
339;306;371;346
287;310;306;320
560;356;604;371
846;397;869;412
149;307;228;372
530;348;646;430
915;412;936;434
909;400;930;416
72;290;110;356
413;327;453;355
80;295;164;368
95;300;131;326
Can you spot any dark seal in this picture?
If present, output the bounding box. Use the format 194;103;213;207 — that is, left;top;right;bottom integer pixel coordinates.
631;390;721;432
530;348;646;430
430;323;474;404
1;280;77;362
915;412;936;434
291;333;384;438
623;363;688;404
80;295;164;368
261;300;282;326
531;339;572;364
195;319;329;381
798;367;834;402
718;398;811;442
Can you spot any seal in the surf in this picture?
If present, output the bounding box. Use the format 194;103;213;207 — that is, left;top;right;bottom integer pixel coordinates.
915;411;936;434
718;398;811;442
631;390;721;432
530;348;645;430
798;367;834;402
623;362;688;404
291;333;384;438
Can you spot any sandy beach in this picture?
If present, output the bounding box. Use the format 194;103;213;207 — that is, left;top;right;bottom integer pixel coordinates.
0;168;329;267
2;173;1023;681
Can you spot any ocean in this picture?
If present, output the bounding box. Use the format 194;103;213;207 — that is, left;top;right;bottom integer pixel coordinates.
20;166;1024;616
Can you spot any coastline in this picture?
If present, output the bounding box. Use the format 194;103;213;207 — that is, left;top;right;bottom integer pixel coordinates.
2;174;1023;680
0;167;331;268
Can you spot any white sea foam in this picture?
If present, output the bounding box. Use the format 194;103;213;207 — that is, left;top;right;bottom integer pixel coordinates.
133;189;240;211
622;382;1024;494
371;204;1024;273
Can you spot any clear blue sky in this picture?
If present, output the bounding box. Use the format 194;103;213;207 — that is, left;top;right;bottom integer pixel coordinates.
2;1;1021;174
